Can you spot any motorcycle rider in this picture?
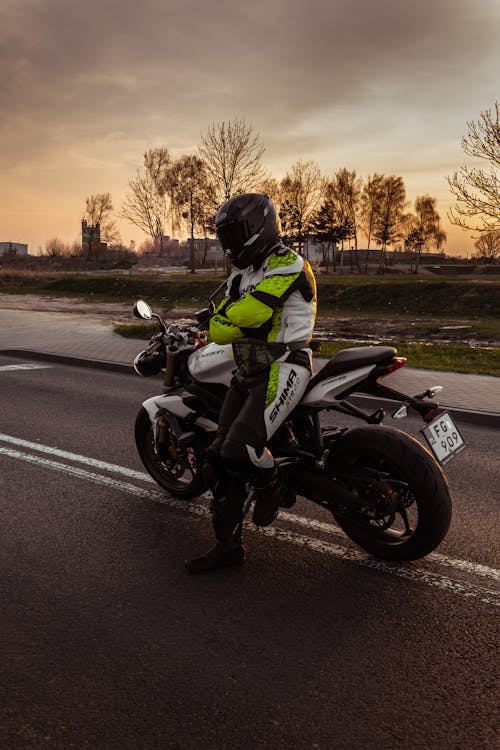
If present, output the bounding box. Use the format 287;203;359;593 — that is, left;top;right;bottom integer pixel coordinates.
186;193;317;573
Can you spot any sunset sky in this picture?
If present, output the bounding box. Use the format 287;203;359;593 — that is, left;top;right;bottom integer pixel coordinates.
1;0;499;256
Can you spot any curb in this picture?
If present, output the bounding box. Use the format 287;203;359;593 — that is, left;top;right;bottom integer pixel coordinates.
2;348;499;429
0;349;133;375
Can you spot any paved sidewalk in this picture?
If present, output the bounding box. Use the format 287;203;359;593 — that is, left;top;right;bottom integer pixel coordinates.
1;307;498;427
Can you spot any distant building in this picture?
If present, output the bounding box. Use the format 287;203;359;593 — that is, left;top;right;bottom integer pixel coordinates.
154;236;180;256
82;219;100;245
0;241;28;256
82;220;107;256
138;236;224;269
302;237;446;266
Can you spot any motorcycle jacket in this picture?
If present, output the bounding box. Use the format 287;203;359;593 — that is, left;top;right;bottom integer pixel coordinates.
210;242;317;347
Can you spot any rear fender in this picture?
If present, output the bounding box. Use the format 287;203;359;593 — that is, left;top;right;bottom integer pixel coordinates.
301;365;375;407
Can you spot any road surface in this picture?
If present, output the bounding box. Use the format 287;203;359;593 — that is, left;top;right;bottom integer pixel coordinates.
0;355;498;749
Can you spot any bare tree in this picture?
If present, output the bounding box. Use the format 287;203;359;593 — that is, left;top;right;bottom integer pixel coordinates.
280;160;324;255
44;237;70;257
372;176;407;271
415;195;446;248
199;117;267;203
310;179;355;272
309;193;344;273
448;101;500;232
256;177;281;209
332;169;362;245
403;215;424;272
474;230;500;260
403;194;447;273
121;148;173;256
82;193;120;260
328;168;362;272
144;147;172;192
169;154;217;273
360;174;385;250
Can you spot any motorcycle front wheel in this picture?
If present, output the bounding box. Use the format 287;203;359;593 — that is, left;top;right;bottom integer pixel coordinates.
329;425;452;562
134;407;205;499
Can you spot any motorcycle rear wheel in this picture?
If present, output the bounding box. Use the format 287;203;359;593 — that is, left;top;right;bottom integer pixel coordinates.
329;425;452;562
135;407;205;499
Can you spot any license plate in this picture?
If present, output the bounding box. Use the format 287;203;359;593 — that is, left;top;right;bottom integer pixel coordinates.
421;411;465;465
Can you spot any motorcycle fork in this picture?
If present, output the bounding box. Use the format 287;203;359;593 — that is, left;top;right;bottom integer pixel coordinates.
153;411;198;458
154;415;171;459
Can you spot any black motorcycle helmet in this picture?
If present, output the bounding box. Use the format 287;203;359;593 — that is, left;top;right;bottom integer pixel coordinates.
215;193;281;269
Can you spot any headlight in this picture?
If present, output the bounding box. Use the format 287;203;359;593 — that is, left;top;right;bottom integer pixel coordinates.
133;347;166;377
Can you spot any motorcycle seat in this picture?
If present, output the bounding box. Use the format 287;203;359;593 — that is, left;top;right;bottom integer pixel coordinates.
306;345;396;392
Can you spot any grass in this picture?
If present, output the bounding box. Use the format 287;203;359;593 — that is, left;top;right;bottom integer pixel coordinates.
115;322;167;339
317;340;500;377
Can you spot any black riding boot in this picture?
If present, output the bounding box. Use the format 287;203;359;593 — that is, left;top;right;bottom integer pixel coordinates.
252;468;295;526
185;473;247;574
252;471;281;527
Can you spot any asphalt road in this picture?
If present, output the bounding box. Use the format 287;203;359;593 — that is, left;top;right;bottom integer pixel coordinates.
0;355;498;750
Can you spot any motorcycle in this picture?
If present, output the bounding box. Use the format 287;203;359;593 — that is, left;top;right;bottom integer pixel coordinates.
132;293;463;562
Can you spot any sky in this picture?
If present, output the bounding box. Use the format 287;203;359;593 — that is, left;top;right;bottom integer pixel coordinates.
1;0;499;257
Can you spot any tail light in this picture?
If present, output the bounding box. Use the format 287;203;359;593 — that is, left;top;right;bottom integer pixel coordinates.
422;408;439;423
384;357;407;374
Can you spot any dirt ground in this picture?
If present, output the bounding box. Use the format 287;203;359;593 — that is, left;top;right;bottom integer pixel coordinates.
0;293;497;346
0;294;134;323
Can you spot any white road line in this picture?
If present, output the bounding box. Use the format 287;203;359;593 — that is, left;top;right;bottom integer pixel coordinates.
1;443;499;608
0;446;150;493
262;526;500;609
0;431;154;482
2;431;494;581
0;431;498;584
279;510;500;583
3;424;497;583
0;364;52;371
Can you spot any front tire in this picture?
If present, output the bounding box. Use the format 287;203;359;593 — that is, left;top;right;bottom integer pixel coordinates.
135;407;205;499
329;426;452;561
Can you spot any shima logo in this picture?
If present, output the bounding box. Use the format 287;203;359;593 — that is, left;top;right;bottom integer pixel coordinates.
269;369;299;423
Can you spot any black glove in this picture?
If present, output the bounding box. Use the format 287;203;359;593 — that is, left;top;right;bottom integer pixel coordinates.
195;308;212;328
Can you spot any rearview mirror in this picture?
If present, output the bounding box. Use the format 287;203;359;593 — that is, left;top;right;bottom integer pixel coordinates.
133;300;152;320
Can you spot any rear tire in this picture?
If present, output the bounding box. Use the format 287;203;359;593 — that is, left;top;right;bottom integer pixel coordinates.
330;425;452;561
135;407;205;499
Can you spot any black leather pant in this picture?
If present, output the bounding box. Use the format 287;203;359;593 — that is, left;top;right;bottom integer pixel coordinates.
207;361;310;542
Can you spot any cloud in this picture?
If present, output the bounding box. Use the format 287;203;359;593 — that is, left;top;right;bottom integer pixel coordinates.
1;0;499;252
3;0;497;124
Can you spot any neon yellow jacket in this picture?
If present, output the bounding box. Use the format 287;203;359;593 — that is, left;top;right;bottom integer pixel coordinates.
210;244;317;346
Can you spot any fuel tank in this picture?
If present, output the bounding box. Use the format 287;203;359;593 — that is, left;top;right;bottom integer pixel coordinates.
187;342;235;386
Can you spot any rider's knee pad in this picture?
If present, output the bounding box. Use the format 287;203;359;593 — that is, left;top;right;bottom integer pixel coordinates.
221;439;276;487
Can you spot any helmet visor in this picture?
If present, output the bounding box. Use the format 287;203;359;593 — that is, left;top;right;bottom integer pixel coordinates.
216;220;252;255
